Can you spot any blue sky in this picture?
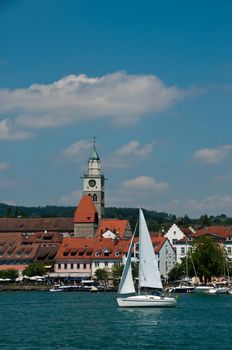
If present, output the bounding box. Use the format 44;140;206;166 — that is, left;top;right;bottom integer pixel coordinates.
0;0;232;218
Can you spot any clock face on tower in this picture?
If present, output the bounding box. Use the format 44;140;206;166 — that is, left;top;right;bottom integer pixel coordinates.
88;179;96;187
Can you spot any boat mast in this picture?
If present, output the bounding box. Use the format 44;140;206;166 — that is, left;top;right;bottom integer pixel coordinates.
185;239;188;280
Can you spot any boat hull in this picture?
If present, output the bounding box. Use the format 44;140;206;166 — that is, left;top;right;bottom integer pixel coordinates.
194;286;212;293
117;295;177;307
208;287;229;294
168;286;195;293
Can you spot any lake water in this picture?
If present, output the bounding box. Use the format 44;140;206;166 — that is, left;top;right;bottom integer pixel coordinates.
0;292;231;350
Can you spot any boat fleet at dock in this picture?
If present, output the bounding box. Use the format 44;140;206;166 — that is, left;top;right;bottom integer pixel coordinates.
165;281;232;294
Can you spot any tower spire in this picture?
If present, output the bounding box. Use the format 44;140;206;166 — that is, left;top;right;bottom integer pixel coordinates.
88;137;100;161
82;138;105;219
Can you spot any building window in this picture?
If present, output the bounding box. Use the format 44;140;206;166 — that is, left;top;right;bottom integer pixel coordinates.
104;249;110;256
93;194;97;202
70;263;74;269
181;247;185;255
104;262;108;267
227;247;232;255
64;264;67;269
95;262;99;267
58;263;61;269
77;263;80;269
83;263;87;269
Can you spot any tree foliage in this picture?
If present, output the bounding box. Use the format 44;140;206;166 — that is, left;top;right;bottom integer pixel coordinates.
0;269;19;280
94;268;109;282
111;264;124;286
190;236;224;282
168;236;225;283
23;262;47;277
168;262;185;282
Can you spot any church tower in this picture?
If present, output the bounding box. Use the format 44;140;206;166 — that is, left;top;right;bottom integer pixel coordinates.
82;139;105;218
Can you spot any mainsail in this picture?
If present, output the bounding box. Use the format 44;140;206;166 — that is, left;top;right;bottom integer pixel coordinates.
139;209;163;290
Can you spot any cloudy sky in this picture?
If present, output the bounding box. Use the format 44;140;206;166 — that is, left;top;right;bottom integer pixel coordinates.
0;0;232;218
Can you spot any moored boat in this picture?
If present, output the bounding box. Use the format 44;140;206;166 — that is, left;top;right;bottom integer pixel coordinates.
207;284;230;294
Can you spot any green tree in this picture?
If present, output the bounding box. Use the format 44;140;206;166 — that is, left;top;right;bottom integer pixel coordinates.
0;269;19;280
168;262;185;282
111;264;124;286
94;268;109;285
23;262;47;277
190;236;224;283
199;214;211;227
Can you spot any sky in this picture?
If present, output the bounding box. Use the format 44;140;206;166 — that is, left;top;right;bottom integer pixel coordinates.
0;0;232;218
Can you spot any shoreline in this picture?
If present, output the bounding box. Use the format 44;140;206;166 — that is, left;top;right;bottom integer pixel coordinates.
0;283;117;292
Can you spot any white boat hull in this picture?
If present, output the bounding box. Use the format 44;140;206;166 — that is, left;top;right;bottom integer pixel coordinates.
168;286;195;293
208;287;229;294
117;295;177;307
194;286;212;293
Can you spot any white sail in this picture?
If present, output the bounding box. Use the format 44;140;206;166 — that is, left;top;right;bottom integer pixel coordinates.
118;233;136;295
139;209;163;290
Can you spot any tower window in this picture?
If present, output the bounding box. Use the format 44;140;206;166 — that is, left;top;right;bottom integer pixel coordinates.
93;194;97;202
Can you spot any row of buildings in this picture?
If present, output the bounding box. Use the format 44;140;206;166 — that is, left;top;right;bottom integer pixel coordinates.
1;141;232;281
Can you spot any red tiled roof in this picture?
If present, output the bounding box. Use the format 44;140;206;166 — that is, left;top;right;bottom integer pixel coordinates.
0;243;39;261
74;195;98;223
0;218;73;232
176;236;191;244
192;226;231;239
96;219;129;239
180;227;193;235
21;231;63;244
0;232;22;243
55;237;131;260
134;235;167;253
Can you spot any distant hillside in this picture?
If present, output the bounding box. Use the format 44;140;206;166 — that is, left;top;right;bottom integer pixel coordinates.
1;202;232;230
0;203;175;231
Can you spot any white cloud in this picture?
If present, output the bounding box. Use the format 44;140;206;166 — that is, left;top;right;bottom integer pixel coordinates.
121;176;169;192
58;190;82;206
0;119;33;140
0;162;9;171
166;193;232;217
193;145;232;164
104;141;155;169
106;176;169;209
61;140;93;163
0;71;188;139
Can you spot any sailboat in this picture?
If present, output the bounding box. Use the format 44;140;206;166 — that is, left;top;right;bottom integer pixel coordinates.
116;209;177;307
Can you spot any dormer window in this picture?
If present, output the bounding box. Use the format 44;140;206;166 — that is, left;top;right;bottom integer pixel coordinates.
115;251;120;257
95;251;100;257
103;248;110;256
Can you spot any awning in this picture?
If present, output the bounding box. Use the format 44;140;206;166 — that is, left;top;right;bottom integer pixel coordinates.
49;272;91;278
